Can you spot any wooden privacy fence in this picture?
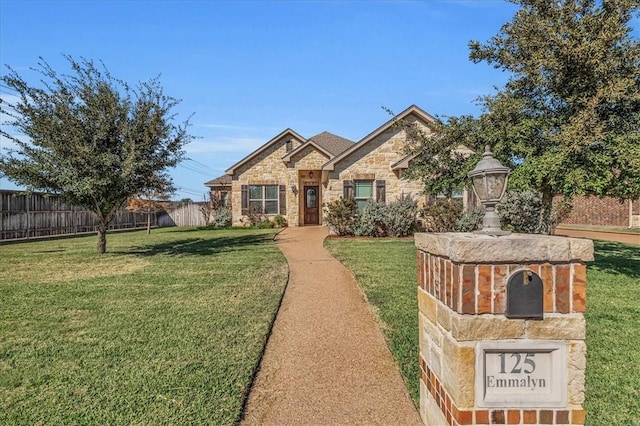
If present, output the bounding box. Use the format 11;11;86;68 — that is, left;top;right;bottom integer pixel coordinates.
0;190;211;241
158;202;208;227
0;190;155;241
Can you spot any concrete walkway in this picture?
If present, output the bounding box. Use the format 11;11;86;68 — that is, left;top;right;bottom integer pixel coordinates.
554;227;640;245
241;226;422;426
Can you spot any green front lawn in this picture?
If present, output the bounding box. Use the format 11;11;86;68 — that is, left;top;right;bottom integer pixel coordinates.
325;238;420;404
0;227;288;425
583;241;640;425
325;237;640;425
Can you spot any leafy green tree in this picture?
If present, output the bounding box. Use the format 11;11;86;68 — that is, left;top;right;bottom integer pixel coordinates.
401;115;481;198
404;0;640;233
0;56;193;252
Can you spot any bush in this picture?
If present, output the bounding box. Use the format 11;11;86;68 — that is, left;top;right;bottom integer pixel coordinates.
254;218;275;229
420;199;463;232
273;214;287;228
497;191;543;233
497;191;574;234
211;206;232;228
354;201;387;237
384;196;418;237
329;196;418;237
324;198;357;236
241;207;274;229
455;207;484;232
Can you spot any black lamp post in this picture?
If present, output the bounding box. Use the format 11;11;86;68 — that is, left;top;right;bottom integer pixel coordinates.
467;145;511;236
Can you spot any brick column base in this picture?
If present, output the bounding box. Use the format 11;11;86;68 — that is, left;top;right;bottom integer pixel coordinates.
415;233;593;426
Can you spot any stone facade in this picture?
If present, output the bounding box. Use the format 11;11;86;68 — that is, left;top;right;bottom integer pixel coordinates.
416;232;593;426
230;131;305;226
218;105;438;227
208;104;636;229
324;126;426;206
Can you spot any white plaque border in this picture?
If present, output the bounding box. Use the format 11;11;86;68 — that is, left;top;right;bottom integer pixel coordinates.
475;340;567;408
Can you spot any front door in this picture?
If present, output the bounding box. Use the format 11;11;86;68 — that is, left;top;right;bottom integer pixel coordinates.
304;186;319;225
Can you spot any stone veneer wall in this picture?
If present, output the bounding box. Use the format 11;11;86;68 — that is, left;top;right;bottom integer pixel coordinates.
230;113;434;226
415;233;593;426
323;126;425;207
289;147;330;225
230;134;314;227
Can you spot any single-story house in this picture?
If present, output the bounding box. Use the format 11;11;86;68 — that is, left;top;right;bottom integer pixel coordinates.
205;104;639;229
205;105;473;227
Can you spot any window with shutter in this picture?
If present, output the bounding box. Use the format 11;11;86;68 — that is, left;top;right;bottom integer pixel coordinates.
241;185;249;215
243;185;281;214
436;189;464;205
279;185;286;215
354;180;373;213
343;180;354;200
376;180;386;203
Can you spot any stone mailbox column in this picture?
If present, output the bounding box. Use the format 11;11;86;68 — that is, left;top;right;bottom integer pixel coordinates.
415;233;593;426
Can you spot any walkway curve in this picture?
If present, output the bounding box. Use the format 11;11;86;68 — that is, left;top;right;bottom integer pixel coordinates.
241;226;422;425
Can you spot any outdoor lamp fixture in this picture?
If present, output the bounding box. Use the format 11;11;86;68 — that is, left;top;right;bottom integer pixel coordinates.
290;184;298;195
467;145;511;236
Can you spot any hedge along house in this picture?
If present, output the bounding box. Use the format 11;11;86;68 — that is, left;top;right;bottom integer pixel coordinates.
205;105;461;227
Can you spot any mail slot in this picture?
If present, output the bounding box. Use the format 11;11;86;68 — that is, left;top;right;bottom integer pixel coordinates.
506;270;543;320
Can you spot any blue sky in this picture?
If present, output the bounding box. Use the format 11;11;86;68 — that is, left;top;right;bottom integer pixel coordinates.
1;0;540;200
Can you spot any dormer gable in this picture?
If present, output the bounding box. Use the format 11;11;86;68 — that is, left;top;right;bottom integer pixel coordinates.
282;131;354;164
225;128;305;175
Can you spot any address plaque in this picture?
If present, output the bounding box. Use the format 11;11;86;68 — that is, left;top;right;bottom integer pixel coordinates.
475;341;567;408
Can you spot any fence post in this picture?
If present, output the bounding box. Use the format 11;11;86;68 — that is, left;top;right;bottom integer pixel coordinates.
25;192;30;240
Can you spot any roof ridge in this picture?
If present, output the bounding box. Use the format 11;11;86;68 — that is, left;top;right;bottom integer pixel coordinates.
307;131;355;156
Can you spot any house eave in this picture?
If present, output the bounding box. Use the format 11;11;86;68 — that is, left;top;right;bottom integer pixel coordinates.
282;140;334;164
390;153;417;171
321;104;437;171
225;128;306;174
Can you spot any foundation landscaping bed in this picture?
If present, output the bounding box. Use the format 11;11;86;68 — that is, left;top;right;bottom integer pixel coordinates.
0;227;288;425
325;237;640;426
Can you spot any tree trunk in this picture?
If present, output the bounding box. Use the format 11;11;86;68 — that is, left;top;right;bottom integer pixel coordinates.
539;190;554;235
97;224;107;254
93;201;122;254
146;204;151;235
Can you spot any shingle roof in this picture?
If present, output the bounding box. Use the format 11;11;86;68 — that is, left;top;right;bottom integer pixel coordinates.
308;131;355;156
204;174;232;187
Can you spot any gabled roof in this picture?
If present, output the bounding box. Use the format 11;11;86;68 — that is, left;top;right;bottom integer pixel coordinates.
225;128;306;174
322;105;437;171
309;132;355;156
282;131;355;163
204;174;232;187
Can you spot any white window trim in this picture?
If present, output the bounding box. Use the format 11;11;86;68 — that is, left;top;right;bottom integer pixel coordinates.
249;185;279;214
